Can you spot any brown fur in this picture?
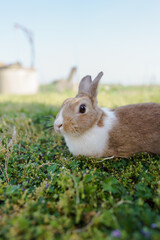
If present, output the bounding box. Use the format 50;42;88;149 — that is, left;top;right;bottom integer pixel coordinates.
97;111;106;127
104;103;160;157
61;94;103;136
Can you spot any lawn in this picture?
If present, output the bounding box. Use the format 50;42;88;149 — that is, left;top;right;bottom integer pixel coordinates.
0;84;160;240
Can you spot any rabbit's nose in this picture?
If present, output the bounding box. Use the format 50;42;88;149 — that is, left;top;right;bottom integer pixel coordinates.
54;122;63;133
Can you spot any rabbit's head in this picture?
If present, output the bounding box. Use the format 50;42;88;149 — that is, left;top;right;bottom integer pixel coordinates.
54;72;104;136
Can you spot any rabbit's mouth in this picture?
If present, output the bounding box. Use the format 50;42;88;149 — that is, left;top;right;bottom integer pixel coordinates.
54;122;63;134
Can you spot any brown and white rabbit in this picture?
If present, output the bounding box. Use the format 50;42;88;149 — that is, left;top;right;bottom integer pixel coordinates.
54;72;160;158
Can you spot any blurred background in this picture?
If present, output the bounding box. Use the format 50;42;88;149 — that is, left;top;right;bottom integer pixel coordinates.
0;0;160;94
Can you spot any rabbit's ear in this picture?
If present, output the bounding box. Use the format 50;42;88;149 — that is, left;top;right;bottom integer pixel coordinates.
89;72;103;99
78;75;92;94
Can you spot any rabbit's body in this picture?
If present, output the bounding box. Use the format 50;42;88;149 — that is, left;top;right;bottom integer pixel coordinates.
54;72;160;158
106;103;160;157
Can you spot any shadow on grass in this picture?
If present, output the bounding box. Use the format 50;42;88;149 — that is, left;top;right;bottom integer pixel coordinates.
0;101;59;134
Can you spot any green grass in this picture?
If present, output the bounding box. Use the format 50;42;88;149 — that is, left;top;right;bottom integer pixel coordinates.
0;85;160;240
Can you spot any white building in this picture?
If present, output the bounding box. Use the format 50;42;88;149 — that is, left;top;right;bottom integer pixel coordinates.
0;63;39;94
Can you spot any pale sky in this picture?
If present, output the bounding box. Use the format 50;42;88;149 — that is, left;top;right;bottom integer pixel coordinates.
1;0;160;84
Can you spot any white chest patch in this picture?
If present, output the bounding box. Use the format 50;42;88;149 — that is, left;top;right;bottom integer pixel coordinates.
63;108;117;157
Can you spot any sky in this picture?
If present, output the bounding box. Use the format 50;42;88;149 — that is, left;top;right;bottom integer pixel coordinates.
0;0;160;84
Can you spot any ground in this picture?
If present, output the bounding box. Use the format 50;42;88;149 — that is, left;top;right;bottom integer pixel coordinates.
0;84;160;240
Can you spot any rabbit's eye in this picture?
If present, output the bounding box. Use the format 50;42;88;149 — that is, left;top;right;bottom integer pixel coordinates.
79;104;86;113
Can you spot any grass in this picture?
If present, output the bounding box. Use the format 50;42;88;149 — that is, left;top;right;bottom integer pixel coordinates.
0;84;160;240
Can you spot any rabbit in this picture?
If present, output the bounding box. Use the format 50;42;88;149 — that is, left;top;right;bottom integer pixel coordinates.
54;72;160;158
